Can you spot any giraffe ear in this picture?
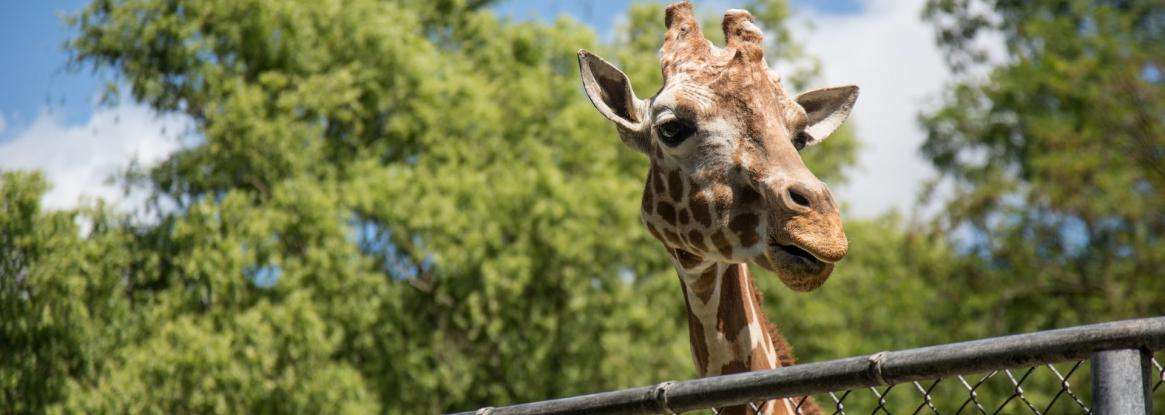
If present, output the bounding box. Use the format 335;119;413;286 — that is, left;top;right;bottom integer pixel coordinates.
578;49;651;153
795;85;859;146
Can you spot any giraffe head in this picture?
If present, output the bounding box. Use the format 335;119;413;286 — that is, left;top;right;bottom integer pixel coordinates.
578;2;857;291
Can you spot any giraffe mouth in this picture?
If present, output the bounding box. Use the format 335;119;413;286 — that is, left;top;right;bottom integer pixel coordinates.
775;243;824;266
760;239;835;291
768;233;834;266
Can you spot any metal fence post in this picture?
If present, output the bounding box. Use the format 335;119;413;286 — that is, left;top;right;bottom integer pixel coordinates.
1091;348;1152;415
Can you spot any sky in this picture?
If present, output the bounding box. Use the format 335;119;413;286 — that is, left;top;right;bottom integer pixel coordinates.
0;0;189;209
0;0;960;218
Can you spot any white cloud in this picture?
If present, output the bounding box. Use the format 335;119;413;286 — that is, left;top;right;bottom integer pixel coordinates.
0;111;6;135
795;0;956;218
0;105;191;210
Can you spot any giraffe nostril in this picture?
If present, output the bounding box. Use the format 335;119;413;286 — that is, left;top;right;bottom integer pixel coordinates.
787;187;812;209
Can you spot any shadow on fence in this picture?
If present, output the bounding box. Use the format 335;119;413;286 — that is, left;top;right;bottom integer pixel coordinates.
451;317;1165;415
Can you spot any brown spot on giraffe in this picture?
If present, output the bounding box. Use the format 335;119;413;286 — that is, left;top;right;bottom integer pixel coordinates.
645;221;663;242
687;229;705;251
711;230;733;259
718;360;749;378
681;287;710;374
672;248;703;270
690;192;713;227
729;213;760;247
690;267;718;303
652;166;666;195
739;185;762;206
657;200;677;226
716;265;748;344
668;169;685;201
642;183;655;215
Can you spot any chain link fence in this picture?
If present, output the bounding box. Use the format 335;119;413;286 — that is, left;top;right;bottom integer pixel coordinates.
721;355;1163;414
451;317;1165;415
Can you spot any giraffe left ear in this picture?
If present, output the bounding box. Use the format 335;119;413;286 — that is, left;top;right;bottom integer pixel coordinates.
578;49;651;153
795;85;859;146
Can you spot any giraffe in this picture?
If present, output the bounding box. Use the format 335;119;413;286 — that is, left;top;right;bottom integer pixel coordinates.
577;2;858;414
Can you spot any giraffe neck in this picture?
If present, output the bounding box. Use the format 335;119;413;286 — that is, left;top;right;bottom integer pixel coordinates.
674;260;795;415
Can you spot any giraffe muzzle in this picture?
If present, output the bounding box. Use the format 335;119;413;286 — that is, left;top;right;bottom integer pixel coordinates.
750;177;848;291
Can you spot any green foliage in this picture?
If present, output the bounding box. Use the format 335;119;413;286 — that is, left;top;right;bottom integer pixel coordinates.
759;215;977;359
11;0;1157;413
3;0;868;411
0;172;136;413
17;0;702;412
921;0;1165;331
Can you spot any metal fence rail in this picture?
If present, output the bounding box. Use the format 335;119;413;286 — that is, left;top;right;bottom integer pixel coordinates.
450;317;1165;415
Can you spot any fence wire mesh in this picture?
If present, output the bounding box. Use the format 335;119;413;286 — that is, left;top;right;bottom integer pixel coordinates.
696;354;1164;415
451;318;1165;415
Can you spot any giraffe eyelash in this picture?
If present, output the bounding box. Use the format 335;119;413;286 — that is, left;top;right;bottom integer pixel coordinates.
791;132;807;151
657;119;696;146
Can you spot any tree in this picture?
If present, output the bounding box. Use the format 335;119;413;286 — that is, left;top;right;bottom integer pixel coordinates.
921;0;1165;332
56;0;698;412
1;1;970;413
1;172;92;413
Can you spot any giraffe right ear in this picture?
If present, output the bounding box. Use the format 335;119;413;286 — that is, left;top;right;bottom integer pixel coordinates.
578;49;651;153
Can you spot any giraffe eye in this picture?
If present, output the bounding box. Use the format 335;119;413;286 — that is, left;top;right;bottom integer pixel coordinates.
657;119;695;146
793;131;810;151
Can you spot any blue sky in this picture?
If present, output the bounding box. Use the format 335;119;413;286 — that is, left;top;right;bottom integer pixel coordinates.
0;0;957;217
0;0;862;139
0;0;97;137
494;0;863;33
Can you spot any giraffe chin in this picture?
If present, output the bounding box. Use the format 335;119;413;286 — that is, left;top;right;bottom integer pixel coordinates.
754;243;835;292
